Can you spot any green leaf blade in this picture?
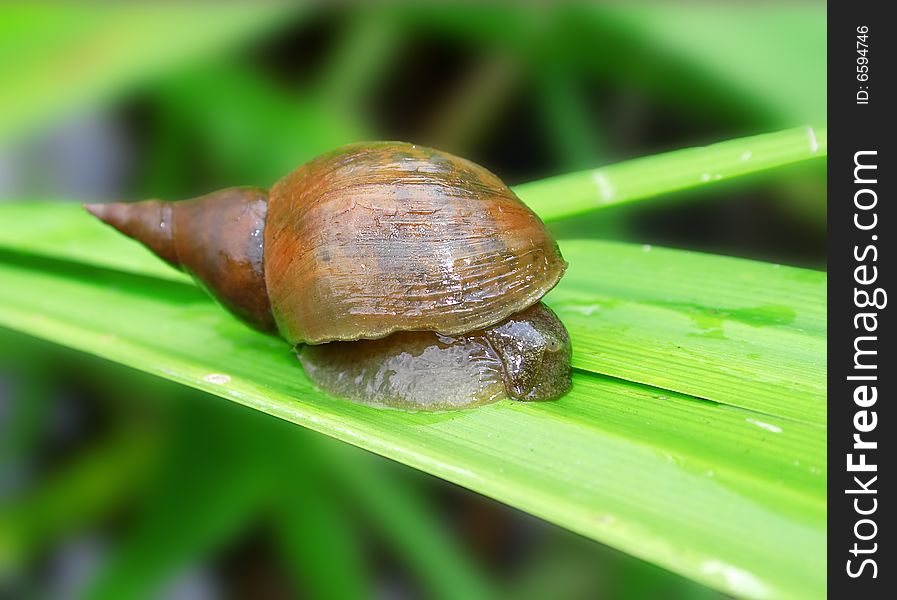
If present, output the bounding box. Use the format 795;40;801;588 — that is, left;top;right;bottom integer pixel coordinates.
514;126;827;221
552;241;826;424
0;206;825;599
0;203;826;425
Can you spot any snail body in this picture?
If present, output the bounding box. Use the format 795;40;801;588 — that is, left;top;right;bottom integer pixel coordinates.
300;302;570;410
86;142;571;409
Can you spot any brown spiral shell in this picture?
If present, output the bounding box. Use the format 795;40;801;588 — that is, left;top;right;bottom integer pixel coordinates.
264;142;567;344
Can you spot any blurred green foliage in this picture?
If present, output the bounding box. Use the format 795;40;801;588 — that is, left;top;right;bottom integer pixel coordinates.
0;3;825;599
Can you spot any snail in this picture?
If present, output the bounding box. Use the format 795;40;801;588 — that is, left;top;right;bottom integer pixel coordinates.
85;142;571;410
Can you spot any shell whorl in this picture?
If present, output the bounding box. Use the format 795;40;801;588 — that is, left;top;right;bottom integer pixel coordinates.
264;142;567;344
86;187;275;333
85;200;178;267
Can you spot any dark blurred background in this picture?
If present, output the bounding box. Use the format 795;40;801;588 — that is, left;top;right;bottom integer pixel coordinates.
1;4;825;599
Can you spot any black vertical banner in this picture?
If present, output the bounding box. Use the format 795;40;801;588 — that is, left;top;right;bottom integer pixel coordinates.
828;2;895;598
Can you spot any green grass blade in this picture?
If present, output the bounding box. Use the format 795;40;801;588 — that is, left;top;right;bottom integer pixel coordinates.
554;242;825;424
0;243;824;599
513;126;826;221
0;203;826;424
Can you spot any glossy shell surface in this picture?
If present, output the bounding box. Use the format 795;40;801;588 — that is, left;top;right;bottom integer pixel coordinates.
84;188;275;332
265;142;567;344
172;188;274;332
299;303;571;410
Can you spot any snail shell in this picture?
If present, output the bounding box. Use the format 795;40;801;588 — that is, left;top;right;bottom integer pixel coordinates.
265;142;567;344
